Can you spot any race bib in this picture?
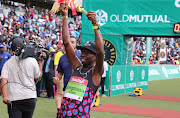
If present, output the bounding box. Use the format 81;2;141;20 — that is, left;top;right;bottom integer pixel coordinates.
64;76;88;101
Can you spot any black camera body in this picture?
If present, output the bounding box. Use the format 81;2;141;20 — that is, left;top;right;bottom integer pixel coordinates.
9;36;48;59
17;40;48;60
17;41;37;59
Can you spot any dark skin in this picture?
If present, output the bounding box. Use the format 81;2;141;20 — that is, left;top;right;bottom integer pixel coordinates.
59;2;104;86
81;49;96;67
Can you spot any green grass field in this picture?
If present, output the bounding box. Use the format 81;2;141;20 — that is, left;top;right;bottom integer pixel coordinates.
0;78;180;118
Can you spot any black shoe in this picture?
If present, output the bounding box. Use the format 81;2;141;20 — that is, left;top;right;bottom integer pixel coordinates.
37;95;41;97
49;96;54;99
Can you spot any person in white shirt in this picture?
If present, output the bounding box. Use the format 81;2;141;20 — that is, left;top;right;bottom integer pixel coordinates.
0;37;43;118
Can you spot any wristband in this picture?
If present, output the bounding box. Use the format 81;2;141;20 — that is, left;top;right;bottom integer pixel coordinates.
92;25;100;30
63;16;68;19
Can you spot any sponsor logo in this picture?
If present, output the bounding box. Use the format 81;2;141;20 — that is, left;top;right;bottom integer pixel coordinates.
71;77;85;84
160;42;165;49
149;69;160;76
116;70;121;82
126;82;137;88
95;9;171;26
175;0;180;7
110;15;170;23
166;69;179;74
149;68;179;76
162;66;168;78
96;9;108;26
111;84;125;91
160;52;166;58
130;70;134;81
138;81;148;86
141;70;145;80
104;39;117;65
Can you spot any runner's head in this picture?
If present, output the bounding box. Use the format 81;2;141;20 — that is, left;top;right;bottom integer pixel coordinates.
77;41;96;66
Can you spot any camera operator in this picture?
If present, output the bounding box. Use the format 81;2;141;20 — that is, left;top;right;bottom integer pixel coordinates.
0;37;43;118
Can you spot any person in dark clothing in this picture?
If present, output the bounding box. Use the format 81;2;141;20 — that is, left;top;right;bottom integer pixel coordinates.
43;48;56;99
36;51;47;97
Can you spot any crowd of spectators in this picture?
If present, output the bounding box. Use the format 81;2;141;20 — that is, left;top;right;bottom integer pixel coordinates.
0;1;82;54
132;37;180;65
0;2;82;97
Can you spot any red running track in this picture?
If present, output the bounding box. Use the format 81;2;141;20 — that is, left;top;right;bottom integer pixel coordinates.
91;104;180;118
136;94;180;102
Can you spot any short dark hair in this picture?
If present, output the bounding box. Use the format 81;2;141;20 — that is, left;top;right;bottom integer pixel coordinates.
70;35;76;39
70;35;77;44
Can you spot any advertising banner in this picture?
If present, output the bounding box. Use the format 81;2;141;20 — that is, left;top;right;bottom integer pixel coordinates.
101;66;149;96
110;66;126;96
149;65;180;81
146;37;152;64
159;38;167;62
137;66;148;90
125;66;138;93
82;0;180;66
82;0;180;36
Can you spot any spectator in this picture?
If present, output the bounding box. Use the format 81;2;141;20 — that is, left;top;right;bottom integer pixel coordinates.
53;40;65;110
0;42;11;96
101;61;108;97
43;48;56;99
53;36;81;116
0;43;11;74
0;37;43;118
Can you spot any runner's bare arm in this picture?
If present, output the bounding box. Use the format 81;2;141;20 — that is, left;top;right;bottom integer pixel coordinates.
60;2;81;71
87;11;104;86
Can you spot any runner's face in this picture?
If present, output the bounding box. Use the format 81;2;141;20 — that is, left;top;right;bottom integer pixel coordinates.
81;49;96;65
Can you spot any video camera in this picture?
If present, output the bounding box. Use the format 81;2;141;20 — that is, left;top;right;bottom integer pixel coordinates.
18;41;49;59
10;36;49;60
